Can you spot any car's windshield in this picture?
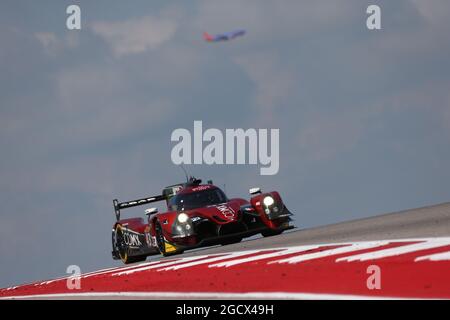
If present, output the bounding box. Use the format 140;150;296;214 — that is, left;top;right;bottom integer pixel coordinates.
168;188;228;211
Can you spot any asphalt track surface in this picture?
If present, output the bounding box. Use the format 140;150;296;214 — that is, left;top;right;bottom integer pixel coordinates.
151;201;450;261
2;201;450;299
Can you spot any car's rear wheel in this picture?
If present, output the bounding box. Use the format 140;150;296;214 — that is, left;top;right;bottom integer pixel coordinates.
114;225;147;264
155;221;183;257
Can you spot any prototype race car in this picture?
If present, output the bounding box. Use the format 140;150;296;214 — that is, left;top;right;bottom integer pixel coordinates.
111;177;294;263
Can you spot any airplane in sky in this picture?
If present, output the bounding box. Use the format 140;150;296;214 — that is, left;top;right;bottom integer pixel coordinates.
203;29;246;42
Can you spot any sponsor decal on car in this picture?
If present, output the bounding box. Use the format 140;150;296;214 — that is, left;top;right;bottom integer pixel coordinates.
215;204;236;220
191;185;212;192
122;230;142;247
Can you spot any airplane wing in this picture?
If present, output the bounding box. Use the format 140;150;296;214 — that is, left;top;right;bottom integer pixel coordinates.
230;30;246;39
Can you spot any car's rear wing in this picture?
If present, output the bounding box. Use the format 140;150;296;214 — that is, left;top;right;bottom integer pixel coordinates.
112;181;194;221
113;194;166;221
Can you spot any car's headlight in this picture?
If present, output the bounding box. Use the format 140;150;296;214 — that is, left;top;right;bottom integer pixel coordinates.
177;213;189;223
263;196;275;206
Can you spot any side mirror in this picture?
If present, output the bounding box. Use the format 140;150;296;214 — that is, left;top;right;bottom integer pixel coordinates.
249;187;261;195
145;207;158;216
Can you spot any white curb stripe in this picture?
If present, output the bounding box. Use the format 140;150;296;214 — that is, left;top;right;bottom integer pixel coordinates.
415;250;450;262
271;241;390;264
337;238;450;262
209;246;319;268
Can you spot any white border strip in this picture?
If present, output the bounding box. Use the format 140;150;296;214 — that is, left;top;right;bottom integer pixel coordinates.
0;291;428;300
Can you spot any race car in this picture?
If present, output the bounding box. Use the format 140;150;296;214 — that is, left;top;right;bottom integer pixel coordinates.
111;177;294;263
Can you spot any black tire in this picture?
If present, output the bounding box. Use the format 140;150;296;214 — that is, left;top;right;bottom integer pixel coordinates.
261;229;283;237
155;221;183;257
220;237;243;246
114;225;147;264
123;255;147;264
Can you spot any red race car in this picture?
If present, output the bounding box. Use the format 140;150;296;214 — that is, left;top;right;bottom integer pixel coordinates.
111;177;294;263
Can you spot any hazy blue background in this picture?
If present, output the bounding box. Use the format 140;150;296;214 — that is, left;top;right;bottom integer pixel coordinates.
1;0;450;287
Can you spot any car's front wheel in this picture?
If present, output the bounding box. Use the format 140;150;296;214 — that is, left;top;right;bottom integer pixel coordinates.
155;221;183;257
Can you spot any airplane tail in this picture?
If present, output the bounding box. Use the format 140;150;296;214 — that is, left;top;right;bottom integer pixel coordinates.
203;32;213;42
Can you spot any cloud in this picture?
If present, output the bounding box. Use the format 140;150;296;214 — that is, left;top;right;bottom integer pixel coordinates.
297;108;374;162
34;32;80;56
234;51;295;119
384;79;450;135
53;65;176;146
296;76;450;164
92;15;177;57
35;32;57;49
410;0;450;25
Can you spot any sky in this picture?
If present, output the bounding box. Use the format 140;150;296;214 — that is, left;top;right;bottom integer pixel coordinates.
1;0;450;287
